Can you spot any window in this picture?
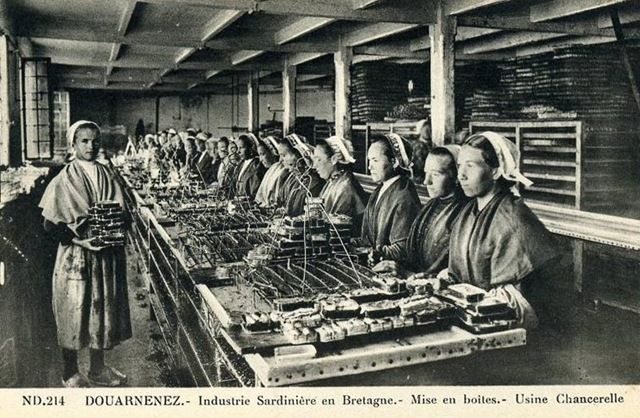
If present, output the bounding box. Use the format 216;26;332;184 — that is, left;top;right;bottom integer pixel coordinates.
21;58;52;160
52;91;70;159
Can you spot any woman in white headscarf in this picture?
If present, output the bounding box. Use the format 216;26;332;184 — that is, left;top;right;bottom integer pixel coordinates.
373;145;468;277
313;135;368;234
39;120;132;387
361;134;421;262
278;134;325;216
233;133;266;199
254;136;287;207
444;131;559;329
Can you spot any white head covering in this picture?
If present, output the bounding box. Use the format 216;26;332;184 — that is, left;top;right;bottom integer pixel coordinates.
261;135;279;156
244;132;261;151
324;136;356;164
475;131;533;193
196;132;208;141
442;144;461;163
416;119;429;133
286;134;314;167
385;133;413;176
67;120;100;146
167;128;177;135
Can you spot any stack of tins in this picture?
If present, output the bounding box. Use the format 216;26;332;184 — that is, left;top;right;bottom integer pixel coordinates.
468;45;640;127
88;200;126;247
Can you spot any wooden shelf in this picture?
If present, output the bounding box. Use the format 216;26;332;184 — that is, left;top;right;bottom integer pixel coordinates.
523;158;576;167
527;186;576;196
523;172;576;182
523;146;577;153
521;132;576;139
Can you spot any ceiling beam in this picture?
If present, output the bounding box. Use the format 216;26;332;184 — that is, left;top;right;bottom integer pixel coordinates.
18;25;343;53
446;0;512;15
273;17;335;44
41;53;283;71
206;37;340;52
530;0;628;22
54;72;211;84
515;34;615;56
463;31;569;54
195;15;333;88
151;10;244;88
352;0;385;9
342;22;419;46
408;26;502;50
57;80;229;93
459;14;616;36
106;0;137;86
355;42;430;58
230;50;265;66
287;52;327;67
143;0;435;24
598;7;640;27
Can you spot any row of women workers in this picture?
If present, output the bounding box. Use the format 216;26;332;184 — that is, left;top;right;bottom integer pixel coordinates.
210;130;558;329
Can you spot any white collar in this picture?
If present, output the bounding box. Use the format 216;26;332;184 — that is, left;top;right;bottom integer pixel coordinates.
376;175;401;206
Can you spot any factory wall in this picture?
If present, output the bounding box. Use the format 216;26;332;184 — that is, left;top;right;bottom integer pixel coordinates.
69;87;334;139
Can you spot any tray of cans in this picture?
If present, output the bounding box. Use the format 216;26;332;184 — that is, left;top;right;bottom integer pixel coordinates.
88;200;126;247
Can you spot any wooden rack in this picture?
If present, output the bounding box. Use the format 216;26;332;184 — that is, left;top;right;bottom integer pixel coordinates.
469;120;640;213
352;121;421;174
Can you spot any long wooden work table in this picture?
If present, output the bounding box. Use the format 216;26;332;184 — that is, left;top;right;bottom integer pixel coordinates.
117;168;635;387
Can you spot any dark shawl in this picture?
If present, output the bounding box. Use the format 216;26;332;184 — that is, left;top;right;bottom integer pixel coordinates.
208;158;221;184
320;170;368;234
448;190;558;289
405;192;468;274
284;171;325;216
361;175;421;262
195;151;213;182
234;157;267;200
255;162;288;207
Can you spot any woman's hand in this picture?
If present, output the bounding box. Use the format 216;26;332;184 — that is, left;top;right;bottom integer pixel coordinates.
372;260;400;275
372;260;406;277
436;268;450;280
406;273;445;291
72;237;106;252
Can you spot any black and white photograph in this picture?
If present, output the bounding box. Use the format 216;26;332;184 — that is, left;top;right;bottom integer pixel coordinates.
0;0;639;404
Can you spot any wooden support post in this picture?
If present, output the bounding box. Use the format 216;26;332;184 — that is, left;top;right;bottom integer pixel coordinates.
247;71;260;133
430;0;456;146
282;58;296;135
0;36;10;166
610;9;640;116
334;46;352;140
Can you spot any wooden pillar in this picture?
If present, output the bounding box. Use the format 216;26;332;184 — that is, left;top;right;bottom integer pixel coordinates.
334;46;352;141
247;71;260;133
430;0;456;146
282;57;296;135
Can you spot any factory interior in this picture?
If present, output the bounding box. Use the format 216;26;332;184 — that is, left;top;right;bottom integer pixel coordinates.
0;0;639;388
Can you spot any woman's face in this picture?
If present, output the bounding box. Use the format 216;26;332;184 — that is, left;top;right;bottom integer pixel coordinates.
217;141;228;159
457;145;497;198
257;144;273;168
238;139;252;160
313;145;335;180
229;142;238;155
280;146;297;171
367;141;394;184
74;128;100;162
424;153;456;198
